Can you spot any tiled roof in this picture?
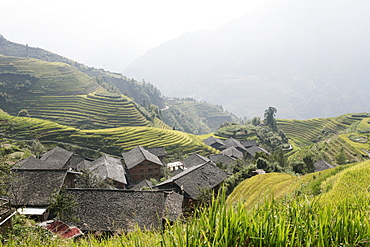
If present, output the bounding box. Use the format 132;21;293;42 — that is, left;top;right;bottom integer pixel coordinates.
65;189;183;232
8;169;67;207
246;146;270;157
145;147;167;157
183;153;210;169
221;147;243;159
209;154;236;164
131;179;154;190
87;155;127;185
203;136;226;150
122;146;163;169
40;147;73;169
156;161;227;199
224;138;247;152
240;140;259;148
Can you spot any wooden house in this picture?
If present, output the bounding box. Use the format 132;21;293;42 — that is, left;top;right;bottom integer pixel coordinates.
7;169;74;221
77;155;127;189
209;153;236;165
145;147;167;162
122;146;163;184
224;138;248;153
203;136;226;151
155;161;227;207
221;146;243;159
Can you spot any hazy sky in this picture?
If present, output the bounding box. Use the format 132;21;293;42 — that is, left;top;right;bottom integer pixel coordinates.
0;0;270;71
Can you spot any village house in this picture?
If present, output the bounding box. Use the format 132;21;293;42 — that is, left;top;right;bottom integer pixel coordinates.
245;145;270;158
131;179;154;191
145;147;167;162
65;189;183;232
14;146;92;170
7;168;75;221
224;138;248;153
77;154;127;189
183;153;210;169
209;153;236;165
240;139;260;149
221;146;244;159
203;136;226;151
122;146;163;184
155;161;227;207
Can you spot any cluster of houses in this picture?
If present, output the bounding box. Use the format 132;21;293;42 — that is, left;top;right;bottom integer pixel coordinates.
1;143;229;235
0;136;334;235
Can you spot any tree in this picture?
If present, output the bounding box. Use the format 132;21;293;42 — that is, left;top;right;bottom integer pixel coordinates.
48;189;77;221
30;139;45;158
335;149;347;165
251;117;261;126
264;107;277;131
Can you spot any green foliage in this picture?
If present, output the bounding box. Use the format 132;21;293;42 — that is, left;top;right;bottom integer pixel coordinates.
335;149;347;165
264;106;278;131
47;188;77;222
29;139;45;158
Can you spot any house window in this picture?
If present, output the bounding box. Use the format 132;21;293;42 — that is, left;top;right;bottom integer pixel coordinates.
154;168;159;170
140;164;144;166
148;163;152;166
148;168;152;171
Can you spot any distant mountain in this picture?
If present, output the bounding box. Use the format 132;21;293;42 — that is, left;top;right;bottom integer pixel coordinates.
124;0;370;119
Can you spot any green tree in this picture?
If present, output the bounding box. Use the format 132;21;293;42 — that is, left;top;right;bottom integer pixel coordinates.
30;139;45;158
335;149;347;165
48;188;77;221
251;117;261;126
264;107;277;131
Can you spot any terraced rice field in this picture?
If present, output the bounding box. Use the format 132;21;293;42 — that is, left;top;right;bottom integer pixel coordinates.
277;115;361;147
22;91;150;129
0;110;215;156
227;160;369;209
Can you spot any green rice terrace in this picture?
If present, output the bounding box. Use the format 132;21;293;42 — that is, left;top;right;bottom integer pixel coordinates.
276;114;369;147
277;113;370;165
0;109;216;156
0;56;169;129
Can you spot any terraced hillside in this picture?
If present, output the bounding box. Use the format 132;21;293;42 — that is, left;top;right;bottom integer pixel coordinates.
163;99;240;134
227;160;369;208
0;110;215;156
276;114;369;147
0;56;170;129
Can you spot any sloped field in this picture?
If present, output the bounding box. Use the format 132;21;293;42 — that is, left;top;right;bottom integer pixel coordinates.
0;110;215;156
276;117;349;146
227;160;370;209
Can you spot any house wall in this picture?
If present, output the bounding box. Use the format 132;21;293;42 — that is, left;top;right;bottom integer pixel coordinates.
129;160;161;183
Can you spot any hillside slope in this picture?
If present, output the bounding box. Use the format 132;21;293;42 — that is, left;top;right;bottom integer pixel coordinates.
227;160;370;208
0;56;169;129
0;109;216;156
